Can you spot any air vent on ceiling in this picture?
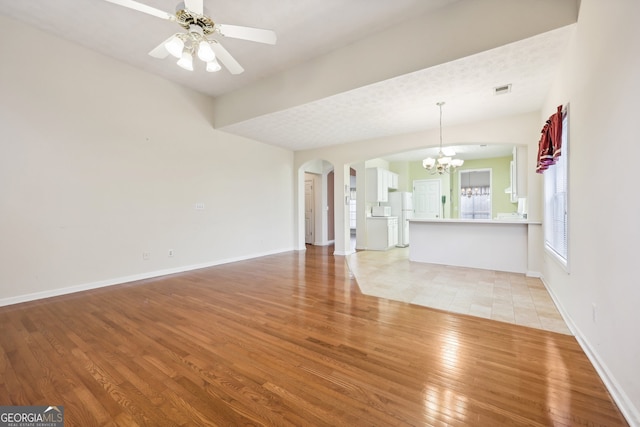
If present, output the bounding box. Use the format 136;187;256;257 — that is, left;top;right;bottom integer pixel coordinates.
494;84;512;95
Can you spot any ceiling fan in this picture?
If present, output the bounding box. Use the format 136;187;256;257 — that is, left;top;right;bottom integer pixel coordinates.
103;0;277;74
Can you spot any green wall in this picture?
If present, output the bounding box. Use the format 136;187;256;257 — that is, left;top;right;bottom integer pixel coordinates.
450;156;514;218
393;156;515;219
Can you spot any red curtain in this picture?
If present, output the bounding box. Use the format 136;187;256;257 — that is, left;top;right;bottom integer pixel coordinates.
536;105;564;173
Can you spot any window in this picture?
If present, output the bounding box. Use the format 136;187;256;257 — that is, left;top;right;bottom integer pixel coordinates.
544;111;568;268
459;169;492;219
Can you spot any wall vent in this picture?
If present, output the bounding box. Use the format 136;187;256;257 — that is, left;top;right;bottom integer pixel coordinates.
494;84;512;95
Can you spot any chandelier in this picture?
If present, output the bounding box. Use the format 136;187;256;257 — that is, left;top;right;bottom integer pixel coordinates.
423;102;464;174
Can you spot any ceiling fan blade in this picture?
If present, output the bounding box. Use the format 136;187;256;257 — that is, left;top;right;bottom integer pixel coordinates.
148;35;176;59
103;0;174;20
209;42;244;75
216;24;277;45
183;0;203;15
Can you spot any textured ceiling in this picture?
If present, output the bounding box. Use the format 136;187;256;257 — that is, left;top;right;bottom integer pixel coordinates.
221;25;573;156
1;1;575;158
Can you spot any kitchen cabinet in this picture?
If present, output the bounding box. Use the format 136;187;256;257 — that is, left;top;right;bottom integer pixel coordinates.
366;168;399;202
366;217;399;250
366;167;387;202
388;171;398;190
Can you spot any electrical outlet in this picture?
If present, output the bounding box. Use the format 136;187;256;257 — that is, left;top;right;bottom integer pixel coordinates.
143;251;151;261
195;202;205;210
592;303;597;323
168;249;174;257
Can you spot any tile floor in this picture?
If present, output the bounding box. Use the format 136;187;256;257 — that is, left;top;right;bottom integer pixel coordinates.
346;247;572;335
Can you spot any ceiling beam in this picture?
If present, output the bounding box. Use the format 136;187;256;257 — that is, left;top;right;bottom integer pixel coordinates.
212;0;579;129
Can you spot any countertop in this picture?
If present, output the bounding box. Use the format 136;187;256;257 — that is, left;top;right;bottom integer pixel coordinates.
409;218;541;225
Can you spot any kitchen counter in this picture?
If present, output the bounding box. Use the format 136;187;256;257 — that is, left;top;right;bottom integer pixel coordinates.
408;218;540;273
409;218;541;225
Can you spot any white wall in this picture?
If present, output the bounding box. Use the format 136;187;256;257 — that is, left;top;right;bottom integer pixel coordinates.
540;0;640;424
0;16;294;305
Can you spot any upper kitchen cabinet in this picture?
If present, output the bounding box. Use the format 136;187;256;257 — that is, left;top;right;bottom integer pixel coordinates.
389;171;398;190
366;167;398;203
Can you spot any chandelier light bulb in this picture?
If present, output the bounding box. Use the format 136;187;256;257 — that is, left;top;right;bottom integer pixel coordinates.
177;51;194;71
165;36;185;59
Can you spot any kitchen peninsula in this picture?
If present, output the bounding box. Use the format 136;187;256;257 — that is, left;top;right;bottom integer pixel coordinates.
408;218;541;274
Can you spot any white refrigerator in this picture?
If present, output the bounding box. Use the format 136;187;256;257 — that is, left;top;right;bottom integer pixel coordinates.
388;192;413;247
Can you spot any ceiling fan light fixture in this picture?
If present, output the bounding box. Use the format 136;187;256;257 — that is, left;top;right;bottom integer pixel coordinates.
197;41;216;62
206;58;222;72
104;0;277;76
177;50;194;71
165;35;184;58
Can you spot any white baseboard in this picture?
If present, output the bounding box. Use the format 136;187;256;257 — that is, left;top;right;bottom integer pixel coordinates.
313;240;334;246
540;277;640;427
333;249;355;256
0;247;294;308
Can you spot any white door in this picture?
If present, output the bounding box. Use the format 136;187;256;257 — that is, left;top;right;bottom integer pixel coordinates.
413;179;441;219
305;177;315;244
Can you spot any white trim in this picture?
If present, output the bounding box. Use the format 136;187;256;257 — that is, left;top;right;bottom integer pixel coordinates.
333;249;355;256
544;243;570;273
541;276;639;427
313;240;334;246
0;247;294;308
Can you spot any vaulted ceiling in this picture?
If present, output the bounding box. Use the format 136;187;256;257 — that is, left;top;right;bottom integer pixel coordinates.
1;0;579;157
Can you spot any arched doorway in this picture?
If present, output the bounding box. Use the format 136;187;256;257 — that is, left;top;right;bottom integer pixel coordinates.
296;160;356;256
299;160;334;248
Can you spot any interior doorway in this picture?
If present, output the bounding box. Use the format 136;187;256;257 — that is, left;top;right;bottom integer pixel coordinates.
299;159;362;254
327;171;334;242
348;168;356;250
304;174;315;244
300;160;335;248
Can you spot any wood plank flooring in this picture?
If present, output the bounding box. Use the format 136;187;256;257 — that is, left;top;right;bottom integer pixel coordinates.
0;245;628;426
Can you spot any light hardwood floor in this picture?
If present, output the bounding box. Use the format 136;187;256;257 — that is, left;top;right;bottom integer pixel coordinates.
0;245;627;426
